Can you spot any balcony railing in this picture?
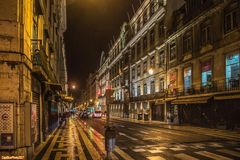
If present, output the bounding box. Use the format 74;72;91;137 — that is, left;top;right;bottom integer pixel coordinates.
31;40;55;82
130;77;240;102
168;78;240;97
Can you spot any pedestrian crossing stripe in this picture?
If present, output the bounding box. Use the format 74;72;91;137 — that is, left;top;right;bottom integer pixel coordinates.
76;119;135;160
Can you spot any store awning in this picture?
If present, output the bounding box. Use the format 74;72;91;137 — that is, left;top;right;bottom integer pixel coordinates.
45;82;62;91
171;96;211;105
214;94;240;100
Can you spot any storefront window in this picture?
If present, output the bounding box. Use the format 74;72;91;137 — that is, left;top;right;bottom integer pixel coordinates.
184;67;192;91
226;53;240;87
201;60;212;86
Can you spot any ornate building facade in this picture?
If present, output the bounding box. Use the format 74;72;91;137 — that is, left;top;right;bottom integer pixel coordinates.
0;0;68;159
97;0;240;129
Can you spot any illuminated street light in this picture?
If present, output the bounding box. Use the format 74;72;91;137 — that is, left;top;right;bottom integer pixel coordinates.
148;68;154;75
72;85;76;89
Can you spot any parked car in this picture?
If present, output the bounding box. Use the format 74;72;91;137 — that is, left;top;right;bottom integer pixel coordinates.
93;111;102;118
79;110;88;119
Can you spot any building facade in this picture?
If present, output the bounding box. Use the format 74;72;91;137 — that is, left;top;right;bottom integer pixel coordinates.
99;0;240;129
0;0;68;159
96;52;110;113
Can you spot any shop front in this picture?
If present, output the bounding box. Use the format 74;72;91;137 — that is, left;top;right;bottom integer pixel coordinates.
151;100;165;121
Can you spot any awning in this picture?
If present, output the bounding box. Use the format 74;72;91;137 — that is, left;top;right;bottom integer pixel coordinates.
61;95;74;102
214;94;240;100
155;99;164;105
45;82;62;91
171;96;211;105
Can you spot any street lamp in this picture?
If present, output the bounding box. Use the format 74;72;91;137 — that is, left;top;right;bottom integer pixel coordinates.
72;85;76;90
148;68;154;75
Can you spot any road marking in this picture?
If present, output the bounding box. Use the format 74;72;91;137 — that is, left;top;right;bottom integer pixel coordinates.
174;153;199;160
169;147;185;151
42;129;61;160
139;131;149;135
196;151;233;160
154;147;167;150
77;119;134;160
119;132;138;141
132;148;146;152
147;156;166;160
115;146;135;160
75;121;102;160
148;150;163;153
110;152;119;160
208;142;223;148
217;149;240;158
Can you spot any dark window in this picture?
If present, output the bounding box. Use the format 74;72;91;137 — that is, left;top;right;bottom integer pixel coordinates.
159;78;164;92
137;42;141;59
224;1;239;33
150;1;155;16
150;81;155;94
143;83;147;95
159;50;165;67
143;61;147;73
143;11;148;24
150;56;155;68
131;86;135;96
137;19;141;31
137;85;141;96
159;21;165;37
137;65;141;77
143;36;147;51
183;31;192;53
132;68;135;79
201;19;211;46
169;42;176;61
150;29;155;45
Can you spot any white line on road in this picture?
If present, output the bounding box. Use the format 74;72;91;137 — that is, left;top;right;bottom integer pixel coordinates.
147;156;166;160
119;132;138;141
139;131;149;135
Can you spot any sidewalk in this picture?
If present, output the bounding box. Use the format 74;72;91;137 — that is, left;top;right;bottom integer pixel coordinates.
33;118;103;160
111;117;240;141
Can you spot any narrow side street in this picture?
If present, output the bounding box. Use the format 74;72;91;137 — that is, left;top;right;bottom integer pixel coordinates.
34;117;240;160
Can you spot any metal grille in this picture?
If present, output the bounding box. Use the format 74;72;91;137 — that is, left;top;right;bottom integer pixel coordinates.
0;103;14;133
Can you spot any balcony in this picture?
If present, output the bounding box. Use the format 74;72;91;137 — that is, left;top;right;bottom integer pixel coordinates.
168;78;240;97
31;40;55;82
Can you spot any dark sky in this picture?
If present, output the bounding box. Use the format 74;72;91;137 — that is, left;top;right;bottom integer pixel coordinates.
64;0;140;90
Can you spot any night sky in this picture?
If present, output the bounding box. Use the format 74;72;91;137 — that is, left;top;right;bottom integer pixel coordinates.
64;0;140;90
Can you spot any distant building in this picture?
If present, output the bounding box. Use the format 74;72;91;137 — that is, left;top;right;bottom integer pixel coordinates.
96;51;110;112
97;0;240;129
0;0;68;158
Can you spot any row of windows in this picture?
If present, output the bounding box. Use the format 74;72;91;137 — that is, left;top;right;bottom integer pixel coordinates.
132;78;165;96
131;52;240;97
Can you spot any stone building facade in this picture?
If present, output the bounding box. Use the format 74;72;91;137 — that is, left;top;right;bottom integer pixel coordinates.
98;0;240;129
0;0;68;159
